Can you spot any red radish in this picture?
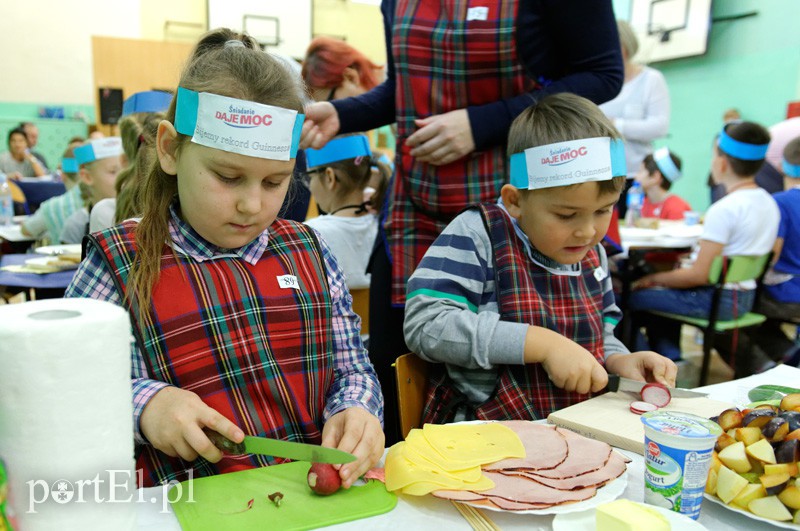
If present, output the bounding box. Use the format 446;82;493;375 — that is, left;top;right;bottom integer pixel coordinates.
641;382;671;407
307;462;342;495
630;401;658;415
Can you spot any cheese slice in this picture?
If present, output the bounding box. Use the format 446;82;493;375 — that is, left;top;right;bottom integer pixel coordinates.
596;500;671;531
385;441;494;495
404;430;482;478
421;422;525;469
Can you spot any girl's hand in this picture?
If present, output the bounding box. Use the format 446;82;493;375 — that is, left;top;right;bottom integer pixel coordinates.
321;407;384;488
524;326;608;395
605;351;677;387
406;109;475;165
140;386;244;463
300;102;341;150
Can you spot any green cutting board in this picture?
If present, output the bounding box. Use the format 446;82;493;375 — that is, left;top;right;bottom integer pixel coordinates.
170;462;397;530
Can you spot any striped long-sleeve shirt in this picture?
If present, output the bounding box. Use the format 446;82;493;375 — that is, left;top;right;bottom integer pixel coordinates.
65;207;383;444
404;205;628;405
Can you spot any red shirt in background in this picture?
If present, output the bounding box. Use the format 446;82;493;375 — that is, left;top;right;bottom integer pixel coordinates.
641;194;692;220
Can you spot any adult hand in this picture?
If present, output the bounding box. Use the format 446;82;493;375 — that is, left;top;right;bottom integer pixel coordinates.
300;102;341;150
321;407;384;488
406;109;475;165
606;351;678;387
7;172;22;181
524;326;608;395
140;386;244;463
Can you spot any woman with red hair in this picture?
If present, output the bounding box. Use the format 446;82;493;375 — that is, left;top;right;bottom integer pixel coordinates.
302;37;384;102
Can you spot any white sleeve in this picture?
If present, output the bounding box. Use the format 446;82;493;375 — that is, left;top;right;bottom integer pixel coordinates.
616;69;670;143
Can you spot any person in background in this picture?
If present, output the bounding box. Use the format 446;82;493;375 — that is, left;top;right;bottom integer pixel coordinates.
404;94;675;423
20;138;85;242
0;127;48;179
304;135;390;290
629;121;779;362
19;122;49;168
599;20;670;220
65;28;383;489
301;0;624;445
60;137;124;243
302;36;384;103
751;136;800;364
636;147;691;220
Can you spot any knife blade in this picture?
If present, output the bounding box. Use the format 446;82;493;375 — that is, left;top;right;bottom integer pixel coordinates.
606;374;708;399
203;429;356;464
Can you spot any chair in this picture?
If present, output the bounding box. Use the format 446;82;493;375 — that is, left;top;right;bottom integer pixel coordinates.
644;254;772;386
393;352;431;439
14;180;66;213
7;181;29;214
350;288;370;335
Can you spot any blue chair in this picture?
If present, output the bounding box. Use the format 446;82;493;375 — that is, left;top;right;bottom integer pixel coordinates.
14;180;66;213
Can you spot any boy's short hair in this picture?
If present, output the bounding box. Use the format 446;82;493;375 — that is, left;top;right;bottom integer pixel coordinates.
784;136;800;167
643;151;682;191
716;121;770;177
508;93;625;196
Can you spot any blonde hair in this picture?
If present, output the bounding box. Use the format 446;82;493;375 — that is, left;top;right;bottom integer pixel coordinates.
508;93;626;196
128;28;305;314
115;112;164;221
616;20;639;60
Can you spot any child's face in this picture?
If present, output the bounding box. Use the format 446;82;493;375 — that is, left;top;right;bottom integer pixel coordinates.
172;142;294;249
634;163;657;189
505;182;619;265
82;156;123;202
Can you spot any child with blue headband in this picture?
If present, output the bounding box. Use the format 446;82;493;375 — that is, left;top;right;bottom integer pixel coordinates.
404;93;675;423
630;120;780;362
304;135;390;289
65;28;383;488
635;147;691;220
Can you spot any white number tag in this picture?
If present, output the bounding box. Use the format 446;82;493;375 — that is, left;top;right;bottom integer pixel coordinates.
593;267;608;282
467;7;489;21
277;275;299;290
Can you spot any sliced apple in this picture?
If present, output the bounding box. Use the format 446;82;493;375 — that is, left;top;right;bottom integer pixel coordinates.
716;432;738;452
794;508;800;524
778;485;800;510
764;462;799;477
718;408;744;431
710;451;722;474
761;472;791;496
717;465;749;503
735;426;763;446
719;441;753;473
732;483;766;509
785;428;800;442
780;393;800;412
705;467;718;496
747;438;777;465
749;495;793;521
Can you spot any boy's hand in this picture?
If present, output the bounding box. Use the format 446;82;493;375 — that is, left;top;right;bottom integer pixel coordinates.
524;326;608;394
321;407;384;488
140;386;244;463
605;351;677;387
300;102;340;150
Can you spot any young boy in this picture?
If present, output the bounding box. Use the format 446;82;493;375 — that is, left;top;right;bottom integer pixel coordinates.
630;121;780;361
636;147;692;220
404;93;676;423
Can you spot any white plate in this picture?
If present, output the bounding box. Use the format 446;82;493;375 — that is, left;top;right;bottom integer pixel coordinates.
24;256;80;271
619;227;659;241
553;501;707;530
34;244;81;256
704;493;800;529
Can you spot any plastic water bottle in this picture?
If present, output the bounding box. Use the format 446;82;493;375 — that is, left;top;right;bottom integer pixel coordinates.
625;182;644;226
0;174;14;226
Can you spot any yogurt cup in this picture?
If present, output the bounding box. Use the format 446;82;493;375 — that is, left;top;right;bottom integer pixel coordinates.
641;411;722;520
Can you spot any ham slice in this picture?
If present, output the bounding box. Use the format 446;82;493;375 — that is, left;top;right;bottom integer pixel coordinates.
523;427;612;479
501;450;628;490
478;471;598;505
484;422;568;471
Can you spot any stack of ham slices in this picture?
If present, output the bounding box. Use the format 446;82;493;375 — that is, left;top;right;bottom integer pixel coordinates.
433;421;630;511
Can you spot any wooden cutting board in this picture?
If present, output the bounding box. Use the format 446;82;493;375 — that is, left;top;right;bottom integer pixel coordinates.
548;391;733;453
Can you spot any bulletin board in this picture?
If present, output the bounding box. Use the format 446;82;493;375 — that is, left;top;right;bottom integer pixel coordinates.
629;0;713;63
207;0;312;58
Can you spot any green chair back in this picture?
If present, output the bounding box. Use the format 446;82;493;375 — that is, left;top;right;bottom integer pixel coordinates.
708;254;772;285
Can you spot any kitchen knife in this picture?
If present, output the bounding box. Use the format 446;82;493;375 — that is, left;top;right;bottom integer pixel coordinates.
204;429;356;464
606;374;708;399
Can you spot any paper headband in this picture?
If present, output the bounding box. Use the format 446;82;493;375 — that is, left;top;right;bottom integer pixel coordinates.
175;87;304;161
509;137;626;190
784;159;800;178
122;91;172;117
718;127;769;161
61;158;78;173
653;147;682;182
305;136;371;169
74;137;123;165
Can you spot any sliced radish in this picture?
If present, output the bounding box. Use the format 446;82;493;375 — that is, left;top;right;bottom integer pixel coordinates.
641;382;672;407
630;401;658;415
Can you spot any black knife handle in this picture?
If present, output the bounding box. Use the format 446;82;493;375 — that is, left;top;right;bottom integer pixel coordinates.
605;374;621;393
203;428;246;455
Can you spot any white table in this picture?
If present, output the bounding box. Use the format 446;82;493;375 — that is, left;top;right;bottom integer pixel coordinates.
619;221;703;257
137;365;800;530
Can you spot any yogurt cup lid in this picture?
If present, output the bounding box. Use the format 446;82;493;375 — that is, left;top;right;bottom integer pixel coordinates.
641;410;722;439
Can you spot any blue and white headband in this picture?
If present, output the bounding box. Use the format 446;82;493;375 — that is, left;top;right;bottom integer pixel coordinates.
305;135;371;169
122;90;172;116
509;137;626;190
653;147;682;182
74;137;123;165
175;87;304;161
61;157;78;173
784;158;800;178
718;126;769;161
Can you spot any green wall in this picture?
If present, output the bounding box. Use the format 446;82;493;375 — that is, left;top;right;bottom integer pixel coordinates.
613;0;800;211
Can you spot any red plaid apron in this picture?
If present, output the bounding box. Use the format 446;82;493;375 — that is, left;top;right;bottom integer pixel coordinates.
90;220;333;487
422;204;605;422
388;0;534;304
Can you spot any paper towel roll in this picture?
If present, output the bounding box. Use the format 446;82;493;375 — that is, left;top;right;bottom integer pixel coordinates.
0;298;136;530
